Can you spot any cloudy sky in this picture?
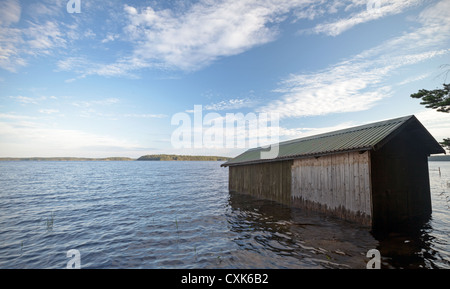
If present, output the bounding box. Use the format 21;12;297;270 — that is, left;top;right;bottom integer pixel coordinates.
0;0;449;158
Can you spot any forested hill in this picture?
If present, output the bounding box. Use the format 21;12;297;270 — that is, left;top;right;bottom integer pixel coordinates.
137;154;230;161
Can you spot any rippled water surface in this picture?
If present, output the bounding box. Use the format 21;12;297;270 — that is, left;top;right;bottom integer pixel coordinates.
0;161;449;269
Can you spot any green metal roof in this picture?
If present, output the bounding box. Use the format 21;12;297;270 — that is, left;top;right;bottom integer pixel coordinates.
221;115;445;167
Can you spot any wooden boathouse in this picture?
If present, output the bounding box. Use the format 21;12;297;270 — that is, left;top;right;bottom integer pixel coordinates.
221;115;445;230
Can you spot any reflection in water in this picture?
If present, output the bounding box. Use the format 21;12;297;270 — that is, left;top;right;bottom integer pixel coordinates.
226;192;378;269
373;213;450;269
226;191;450;269
374;223;430;269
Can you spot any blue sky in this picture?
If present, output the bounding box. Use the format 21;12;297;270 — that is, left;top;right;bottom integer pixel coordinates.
0;0;449;158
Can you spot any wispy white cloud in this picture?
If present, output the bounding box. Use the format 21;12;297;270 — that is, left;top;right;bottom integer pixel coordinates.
85;57;149;78
0;113;38;120
1;0;447;80
57;55;149;79
260;49;449;118
56;56;87;72
25;0;66;18
354;1;450;59
259;0;450;119
54;0;314;78
92;0;312;74
38;109;59;115
305;0;425;36
59;0;443;78
25;21;66;52
204;98;255;111
397;73;431;86
0;0;25;72
0;0;71;72
0;0;89;72
101;33;119;44
8;95;58;105
71;98;120;108
0;0;21;26
9;95;39;105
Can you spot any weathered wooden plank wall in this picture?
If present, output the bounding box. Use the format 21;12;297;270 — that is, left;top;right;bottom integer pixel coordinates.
291;151;372;225
228;160;293;205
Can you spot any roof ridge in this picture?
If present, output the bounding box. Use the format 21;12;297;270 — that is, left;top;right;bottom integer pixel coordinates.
222;115;421;166
273;115;414;147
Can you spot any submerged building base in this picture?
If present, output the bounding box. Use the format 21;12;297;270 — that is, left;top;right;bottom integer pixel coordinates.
291;196;372;227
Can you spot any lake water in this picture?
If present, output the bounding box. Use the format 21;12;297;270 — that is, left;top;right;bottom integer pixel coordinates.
0;161;449;269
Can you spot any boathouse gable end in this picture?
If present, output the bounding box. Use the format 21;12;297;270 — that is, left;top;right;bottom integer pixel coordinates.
222;115;445;228
370;117;442;230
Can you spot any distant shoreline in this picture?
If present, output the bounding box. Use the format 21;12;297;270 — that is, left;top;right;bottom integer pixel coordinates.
0;155;445;162
0;157;135;161
0;154;231;162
